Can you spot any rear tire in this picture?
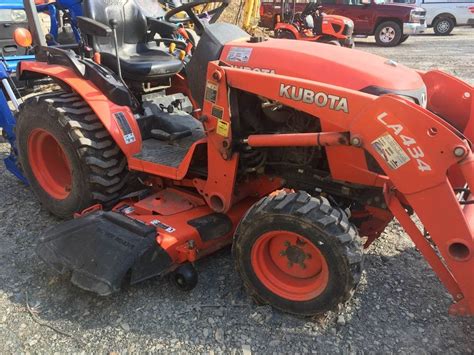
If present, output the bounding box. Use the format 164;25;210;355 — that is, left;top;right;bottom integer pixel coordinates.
233;191;363;316
325;39;341;46
275;29;296;39
16;91;128;218
374;21;402;47
433;17;454;35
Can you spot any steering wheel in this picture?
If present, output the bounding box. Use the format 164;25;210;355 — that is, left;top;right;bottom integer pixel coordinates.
165;0;229;35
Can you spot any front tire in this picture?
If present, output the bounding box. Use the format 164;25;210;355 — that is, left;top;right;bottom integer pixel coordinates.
433;17;454;35
375;21;402;47
16;91;128;218
233;191;363;316
400;34;409;43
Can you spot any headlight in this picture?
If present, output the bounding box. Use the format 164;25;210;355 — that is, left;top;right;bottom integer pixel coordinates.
410;8;426;23
419;91;427;108
11;10;27;23
397;92;427;109
343;20;354;36
361;85;428;109
397;95;416;104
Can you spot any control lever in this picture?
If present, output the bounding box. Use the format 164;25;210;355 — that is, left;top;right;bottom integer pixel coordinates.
109;19;122;80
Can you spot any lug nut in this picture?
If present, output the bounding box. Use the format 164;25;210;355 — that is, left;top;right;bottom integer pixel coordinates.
351;136;362;147
454;146;467;158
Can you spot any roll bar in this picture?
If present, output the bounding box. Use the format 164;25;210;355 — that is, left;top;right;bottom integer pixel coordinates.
23;0;47;56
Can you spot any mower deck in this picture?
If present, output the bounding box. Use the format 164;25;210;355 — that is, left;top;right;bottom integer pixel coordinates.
36;210;168;295
37;188;257;295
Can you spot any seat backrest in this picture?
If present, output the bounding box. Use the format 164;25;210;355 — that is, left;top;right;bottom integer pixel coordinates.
304;14;314;29
82;0;148;54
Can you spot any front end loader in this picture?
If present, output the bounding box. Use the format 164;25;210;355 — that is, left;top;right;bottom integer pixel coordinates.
9;0;474;316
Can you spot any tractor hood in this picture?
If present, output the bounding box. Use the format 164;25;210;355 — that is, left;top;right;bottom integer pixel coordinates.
221;38;426;102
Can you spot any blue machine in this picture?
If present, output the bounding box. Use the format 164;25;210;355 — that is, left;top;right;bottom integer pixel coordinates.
0;58;28;183
1;0;83;45
0;0;30;56
36;0;83;44
0;0;36;183
0;0;84;183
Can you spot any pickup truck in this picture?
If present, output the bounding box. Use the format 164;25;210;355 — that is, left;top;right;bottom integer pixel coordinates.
260;0;427;46
393;0;474;35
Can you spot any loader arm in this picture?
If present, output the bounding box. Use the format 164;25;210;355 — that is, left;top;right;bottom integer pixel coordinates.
220;64;474;315
350;94;474;316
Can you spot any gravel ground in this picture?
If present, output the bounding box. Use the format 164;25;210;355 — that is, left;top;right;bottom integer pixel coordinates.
354;27;474;85
1;25;474;354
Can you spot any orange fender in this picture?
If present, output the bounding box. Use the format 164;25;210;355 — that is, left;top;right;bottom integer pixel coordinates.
18;61;142;158
274;22;300;38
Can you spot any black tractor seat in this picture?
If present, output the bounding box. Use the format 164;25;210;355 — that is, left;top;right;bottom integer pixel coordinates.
82;0;183;82
100;43;184;82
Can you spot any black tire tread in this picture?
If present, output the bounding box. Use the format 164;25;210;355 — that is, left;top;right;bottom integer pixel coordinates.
433;17;454;36
375;21;402;47
275;29;296;39
233;190;363;316
17;91;128;215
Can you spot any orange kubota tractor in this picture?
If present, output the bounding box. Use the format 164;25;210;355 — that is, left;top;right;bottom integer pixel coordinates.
274;0;355;47
12;0;474;316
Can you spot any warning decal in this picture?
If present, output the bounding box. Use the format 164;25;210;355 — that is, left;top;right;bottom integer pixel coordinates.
211;105;224;120
150;219;176;233
226;47;253;62
117;204;135;214
205;81;218;103
115;112;136;144
372;133;410;170
216;120;230;137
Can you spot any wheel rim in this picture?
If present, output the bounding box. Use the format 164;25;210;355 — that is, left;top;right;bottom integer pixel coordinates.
379;26;395;43
437;20;449;33
251;231;329;301
28;128;72;200
175;274;186;288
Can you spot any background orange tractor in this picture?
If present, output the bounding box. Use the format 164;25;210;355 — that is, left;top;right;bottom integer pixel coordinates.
274;0;355;47
9;0;474;316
